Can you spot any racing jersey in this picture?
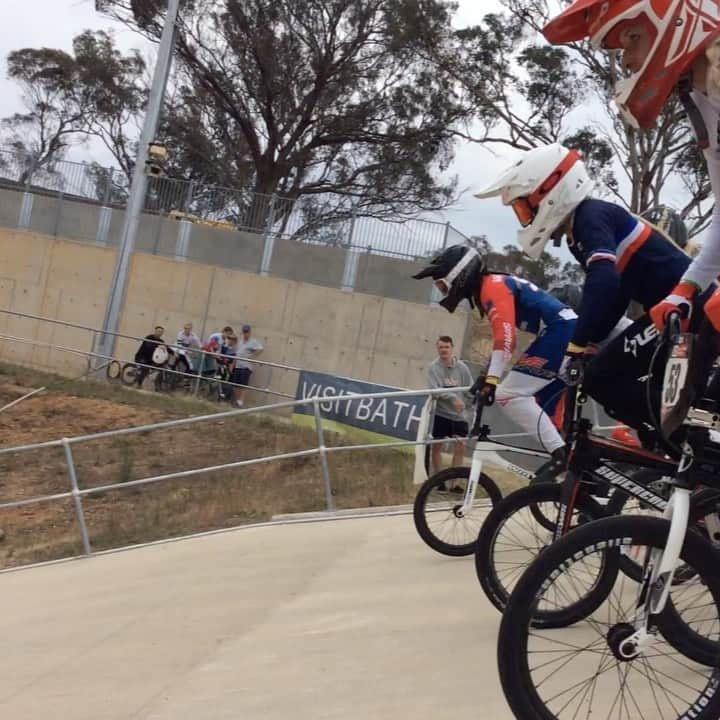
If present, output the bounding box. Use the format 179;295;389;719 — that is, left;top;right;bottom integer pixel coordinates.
478;274;575;378
568;198;690;347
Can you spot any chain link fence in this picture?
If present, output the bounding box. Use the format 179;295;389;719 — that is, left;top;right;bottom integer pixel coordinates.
0;148;469;262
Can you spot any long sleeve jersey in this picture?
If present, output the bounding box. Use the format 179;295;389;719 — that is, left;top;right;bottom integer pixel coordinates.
477;274;574;379
567;198;691;347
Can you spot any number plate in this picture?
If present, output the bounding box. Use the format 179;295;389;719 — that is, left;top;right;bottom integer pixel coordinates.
660;334;693;432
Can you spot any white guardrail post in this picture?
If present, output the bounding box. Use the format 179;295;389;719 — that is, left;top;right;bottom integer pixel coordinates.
312;397;334;511
62;439;92;555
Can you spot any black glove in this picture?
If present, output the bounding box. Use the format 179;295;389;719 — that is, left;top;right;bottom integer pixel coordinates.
470;375;486;396
559;344;587;387
478;381;496;406
471;375;497;406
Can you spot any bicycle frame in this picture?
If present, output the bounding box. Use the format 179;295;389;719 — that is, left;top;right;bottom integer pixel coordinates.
453;400;551;516
552;430;677;541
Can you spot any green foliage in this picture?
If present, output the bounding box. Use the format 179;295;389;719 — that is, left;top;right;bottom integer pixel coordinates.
98;0;477;224
456;0;710;237
1;30;146;183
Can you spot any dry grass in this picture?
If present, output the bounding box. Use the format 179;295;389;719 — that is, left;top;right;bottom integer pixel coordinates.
0;363;418;568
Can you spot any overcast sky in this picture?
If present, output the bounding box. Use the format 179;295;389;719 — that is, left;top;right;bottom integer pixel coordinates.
0;0;558;258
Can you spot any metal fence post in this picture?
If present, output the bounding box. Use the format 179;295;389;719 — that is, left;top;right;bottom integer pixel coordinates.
95;167;114;245
53;189;64;237
86;331;97;379
62;439;92;555
18;192;33;229
312;398;334;511
340;211;360;292
259;194;278;276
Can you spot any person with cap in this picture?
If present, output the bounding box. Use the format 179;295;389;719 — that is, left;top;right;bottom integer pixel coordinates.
230;324;264;408
413;245;577;472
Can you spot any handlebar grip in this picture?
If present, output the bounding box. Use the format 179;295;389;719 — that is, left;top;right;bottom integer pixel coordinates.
665;310;683;343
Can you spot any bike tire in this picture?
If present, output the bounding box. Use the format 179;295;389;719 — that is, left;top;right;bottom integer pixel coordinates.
106;359;122;380
120;363;139;386
475;482;608;624
653;488;720;667
498;515;720;720
412;466;502;557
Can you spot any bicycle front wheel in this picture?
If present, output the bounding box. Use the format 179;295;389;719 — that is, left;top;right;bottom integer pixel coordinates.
475;482;609;623
498;515;720;720
120;363;139;386
412;467;502;556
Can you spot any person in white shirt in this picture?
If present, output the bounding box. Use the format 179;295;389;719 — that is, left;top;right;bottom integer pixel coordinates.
230;324;264;407
176;322;201;349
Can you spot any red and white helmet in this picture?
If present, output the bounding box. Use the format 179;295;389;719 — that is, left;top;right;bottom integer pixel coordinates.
543;0;720;129
474;144;594;259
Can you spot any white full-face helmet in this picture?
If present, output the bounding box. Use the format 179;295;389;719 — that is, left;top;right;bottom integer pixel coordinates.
474;144;594;260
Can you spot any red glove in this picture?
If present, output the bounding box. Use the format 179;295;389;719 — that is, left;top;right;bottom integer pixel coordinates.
649;281;697;332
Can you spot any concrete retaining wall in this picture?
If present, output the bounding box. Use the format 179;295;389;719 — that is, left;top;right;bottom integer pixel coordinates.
0;187;437;306
0;228;469;397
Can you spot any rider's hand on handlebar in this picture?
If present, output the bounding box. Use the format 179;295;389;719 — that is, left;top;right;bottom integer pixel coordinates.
559;342;587;387
649;280;697;332
475;375;498;406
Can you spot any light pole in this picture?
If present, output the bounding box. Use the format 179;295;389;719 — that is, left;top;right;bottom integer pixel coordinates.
97;0;181;362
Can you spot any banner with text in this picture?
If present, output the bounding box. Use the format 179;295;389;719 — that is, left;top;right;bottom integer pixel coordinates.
294;371;426;441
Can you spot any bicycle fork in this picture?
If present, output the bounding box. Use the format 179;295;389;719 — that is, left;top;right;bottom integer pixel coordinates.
615;484;692;660
457;441;483;517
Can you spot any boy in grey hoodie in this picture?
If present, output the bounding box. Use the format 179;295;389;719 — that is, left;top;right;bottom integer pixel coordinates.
427;335;473;476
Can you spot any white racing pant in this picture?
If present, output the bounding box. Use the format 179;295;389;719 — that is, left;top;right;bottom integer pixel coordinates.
495;371;565;453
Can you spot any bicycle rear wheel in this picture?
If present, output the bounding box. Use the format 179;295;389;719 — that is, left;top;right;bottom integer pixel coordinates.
498;515;720;720
412;467;502;556
106;359;122;380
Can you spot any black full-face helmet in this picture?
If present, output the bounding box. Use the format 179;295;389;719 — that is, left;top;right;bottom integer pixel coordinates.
412;245;485;313
640;205;688;250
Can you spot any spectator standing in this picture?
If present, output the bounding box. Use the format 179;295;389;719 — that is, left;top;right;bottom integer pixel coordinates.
427;335;473;480
230;324;264;408
176;322;201;372
200;325;233;375
176;322;201;349
134;325;171;387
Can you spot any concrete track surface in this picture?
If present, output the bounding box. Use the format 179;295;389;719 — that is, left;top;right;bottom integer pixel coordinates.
0;514;514;720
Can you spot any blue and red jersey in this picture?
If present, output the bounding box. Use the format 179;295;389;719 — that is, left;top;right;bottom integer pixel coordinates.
569;198;691;347
477;274;575;379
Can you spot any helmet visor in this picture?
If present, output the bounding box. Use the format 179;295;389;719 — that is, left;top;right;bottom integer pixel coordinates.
511;197;535;228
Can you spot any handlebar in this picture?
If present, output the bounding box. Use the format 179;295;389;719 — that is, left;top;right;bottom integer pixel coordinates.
665;310;683;344
470;395;486;437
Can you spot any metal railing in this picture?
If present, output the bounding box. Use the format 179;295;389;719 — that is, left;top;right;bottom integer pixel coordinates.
0;147;469;261
0;386;457;561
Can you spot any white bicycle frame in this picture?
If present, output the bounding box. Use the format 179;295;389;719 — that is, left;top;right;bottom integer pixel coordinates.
455;437;550;516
